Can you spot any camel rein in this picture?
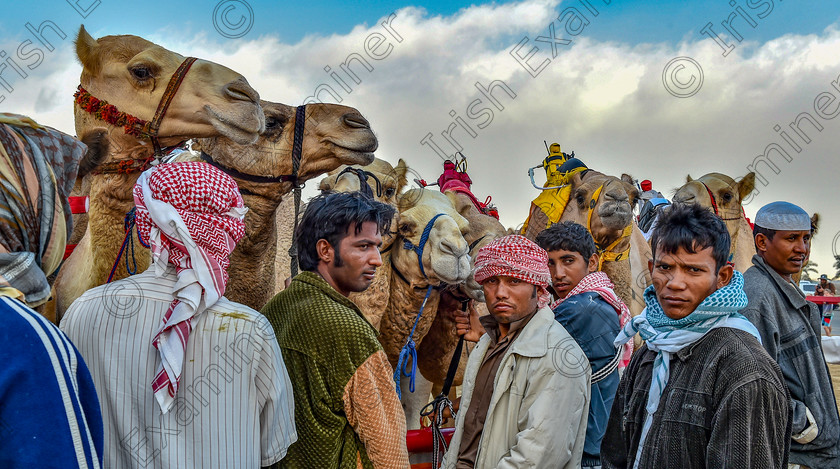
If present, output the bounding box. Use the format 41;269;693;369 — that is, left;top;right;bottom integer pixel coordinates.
393;213;445;399
586;184;631;270
419;292;469;469
287;105;307;278
105;207;150;283
336;166;383;199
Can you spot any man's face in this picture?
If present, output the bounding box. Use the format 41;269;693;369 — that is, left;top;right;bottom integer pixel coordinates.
649;244;733;320
821;278;828;286
322;221;383;296
482;276;539;324
546;249;598;299
756;230;811;279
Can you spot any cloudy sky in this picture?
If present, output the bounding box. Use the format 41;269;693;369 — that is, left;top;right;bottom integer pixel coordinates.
2;0;840;275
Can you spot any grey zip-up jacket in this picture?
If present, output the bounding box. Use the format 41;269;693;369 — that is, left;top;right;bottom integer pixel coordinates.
742;254;840;468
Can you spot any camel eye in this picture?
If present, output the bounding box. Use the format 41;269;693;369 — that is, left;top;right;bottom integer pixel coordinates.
575;193;585;205
129;65;153;81
265;115;287;131
384;188;396;199
399;223;414;235
722;192;733;202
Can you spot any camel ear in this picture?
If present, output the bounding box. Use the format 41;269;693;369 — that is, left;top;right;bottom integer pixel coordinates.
620;173;635;186
318;174;336;192
811;213;820;234
686;174;694;183
737;172;756;201
75;25;99;73
395;159;408;192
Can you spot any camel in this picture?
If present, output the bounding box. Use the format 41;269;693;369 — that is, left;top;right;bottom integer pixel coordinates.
522;168;649;315
192;101;378;310
673;173;757;272
317;158;408;329
410;186;508;395
673;172;819;282
378;189;472;419
51;26;264;318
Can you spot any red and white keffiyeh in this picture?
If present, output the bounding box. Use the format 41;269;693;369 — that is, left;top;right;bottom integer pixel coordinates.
473;235;552;308
133;161;247;413
550;271;633;370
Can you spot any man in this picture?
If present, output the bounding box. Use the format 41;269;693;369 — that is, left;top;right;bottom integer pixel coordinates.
741;201;840;468
61;162;296;468
535;222;629;469
0;114;103;468
602;203;791;468
816;275;836;296
261;191;408;469
443;234;590;469
815;274;837;321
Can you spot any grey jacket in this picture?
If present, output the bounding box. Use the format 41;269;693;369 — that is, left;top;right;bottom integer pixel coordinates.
742;254;840;467
601;327;791;468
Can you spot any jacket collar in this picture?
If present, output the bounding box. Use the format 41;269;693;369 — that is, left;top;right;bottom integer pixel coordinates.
501;307;556;358
751;254;808;310
292;271;378;333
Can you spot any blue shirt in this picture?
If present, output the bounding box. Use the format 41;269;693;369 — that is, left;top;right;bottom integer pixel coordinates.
554;291;620;464
0;296;103;468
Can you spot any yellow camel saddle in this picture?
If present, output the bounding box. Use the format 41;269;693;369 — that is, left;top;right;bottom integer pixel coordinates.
522;149;588;232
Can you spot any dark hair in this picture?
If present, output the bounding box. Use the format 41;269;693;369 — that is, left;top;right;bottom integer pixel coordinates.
753;225;776;244
534;221;597;260
649;203;730;272
296;191;395;271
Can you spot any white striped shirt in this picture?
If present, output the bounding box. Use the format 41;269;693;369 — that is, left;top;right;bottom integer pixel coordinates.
60;267;296;468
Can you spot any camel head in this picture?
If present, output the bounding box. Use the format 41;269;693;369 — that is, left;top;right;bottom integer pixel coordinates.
443;190;508;301
74;25;264;152
558;170;639;251
195;101;376;202
319;157;408;207
392;189;471;287
319;157;408;250
673;172;756;242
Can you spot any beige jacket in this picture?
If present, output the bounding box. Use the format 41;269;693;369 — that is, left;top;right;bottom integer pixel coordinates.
443;307;591;469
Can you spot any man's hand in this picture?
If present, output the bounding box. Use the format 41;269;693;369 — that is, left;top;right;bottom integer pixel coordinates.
455;301;484;343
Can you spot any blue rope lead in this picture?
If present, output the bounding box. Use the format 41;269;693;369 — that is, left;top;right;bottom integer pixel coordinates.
402;213;444;278
394;284;434;399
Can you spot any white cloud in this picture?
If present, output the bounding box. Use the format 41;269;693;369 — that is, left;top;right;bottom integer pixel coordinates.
5;0;840;272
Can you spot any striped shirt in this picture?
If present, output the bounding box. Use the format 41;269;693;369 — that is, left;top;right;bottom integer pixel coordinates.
60;267;296;468
0;295;103;468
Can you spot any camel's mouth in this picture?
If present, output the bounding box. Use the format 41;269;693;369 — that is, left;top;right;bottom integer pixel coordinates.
430;252;472;285
325;136;378;166
205;104;264;145
598;202;633;230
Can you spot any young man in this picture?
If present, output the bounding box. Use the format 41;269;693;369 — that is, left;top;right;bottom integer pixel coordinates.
261;191;409;469
535;222;629;469
815;273;837;320
443;234;590;469
62;162;296;468
740;201;840;468
601;203;791;468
